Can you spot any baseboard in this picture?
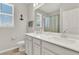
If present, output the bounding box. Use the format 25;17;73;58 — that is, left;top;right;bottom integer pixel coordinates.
0;46;18;54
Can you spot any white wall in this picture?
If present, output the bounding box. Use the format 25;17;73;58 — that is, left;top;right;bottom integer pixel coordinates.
27;4;34;33
60;3;79;33
62;8;79;34
0;3;33;51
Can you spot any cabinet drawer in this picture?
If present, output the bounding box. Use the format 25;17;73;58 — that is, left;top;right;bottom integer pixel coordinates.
26;35;32;41
42;41;79;55
33;38;41;45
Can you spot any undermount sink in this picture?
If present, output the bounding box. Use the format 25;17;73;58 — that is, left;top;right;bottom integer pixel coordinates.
53;36;76;44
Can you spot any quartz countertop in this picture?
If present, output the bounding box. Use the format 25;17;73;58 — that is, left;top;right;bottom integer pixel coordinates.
25;32;79;52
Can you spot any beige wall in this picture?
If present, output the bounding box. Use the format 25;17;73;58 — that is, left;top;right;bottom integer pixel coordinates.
0;3;33;51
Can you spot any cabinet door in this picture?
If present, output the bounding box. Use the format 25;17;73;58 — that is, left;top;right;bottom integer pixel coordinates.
25;36;33;55
42;48;55;55
25;37;29;54
33;43;41;55
28;40;33;55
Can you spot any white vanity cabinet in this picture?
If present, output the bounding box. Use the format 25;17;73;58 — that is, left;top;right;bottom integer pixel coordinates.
42;41;57;55
25;36;29;54
42;40;79;55
28;39;33;55
33;38;41;55
25;36;33;55
25;34;79;55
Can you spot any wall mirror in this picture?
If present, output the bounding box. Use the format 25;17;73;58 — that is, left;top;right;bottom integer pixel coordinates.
34;3;79;34
34;3;60;33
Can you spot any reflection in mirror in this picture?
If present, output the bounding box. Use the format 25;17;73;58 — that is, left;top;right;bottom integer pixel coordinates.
43;15;60;32
34;4;60;33
34;3;79;35
35;13;42;32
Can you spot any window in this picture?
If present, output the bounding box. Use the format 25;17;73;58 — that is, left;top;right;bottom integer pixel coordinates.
0;3;14;27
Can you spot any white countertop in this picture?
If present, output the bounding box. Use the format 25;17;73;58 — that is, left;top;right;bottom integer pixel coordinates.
25;32;79;52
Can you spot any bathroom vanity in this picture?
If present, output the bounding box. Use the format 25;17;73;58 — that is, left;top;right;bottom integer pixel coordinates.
24;32;79;55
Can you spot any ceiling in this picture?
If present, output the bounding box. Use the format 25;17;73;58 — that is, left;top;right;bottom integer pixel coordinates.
38;3;61;13
35;3;79;13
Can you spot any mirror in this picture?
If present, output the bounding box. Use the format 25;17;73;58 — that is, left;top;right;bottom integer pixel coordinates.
34;3;60;33
34;3;79;34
